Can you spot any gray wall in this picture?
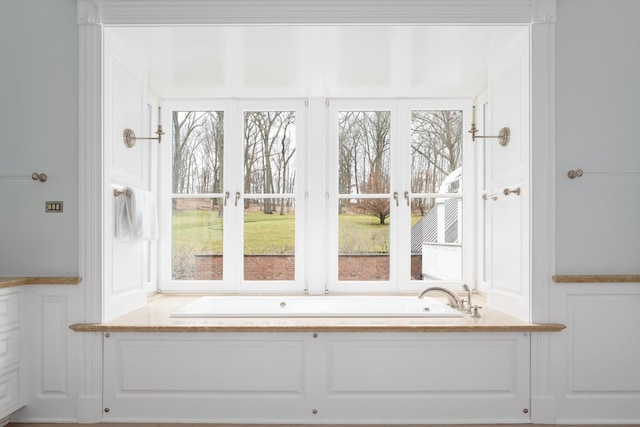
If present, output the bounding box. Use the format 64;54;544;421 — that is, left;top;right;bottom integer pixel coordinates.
0;0;78;275
555;0;640;274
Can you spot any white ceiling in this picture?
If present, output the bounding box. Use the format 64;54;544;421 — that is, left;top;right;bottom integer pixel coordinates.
108;25;528;99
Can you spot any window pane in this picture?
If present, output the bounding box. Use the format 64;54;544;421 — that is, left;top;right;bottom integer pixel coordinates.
172;111;224;194
410;110;462;194
244;111;296;195
410;110;463;282
410;197;462;281
243;110;297;281
338;111;391;195
172;197;224;280
244;197;295;281
337;111;391;281
338;198;390;281
171;110;225;281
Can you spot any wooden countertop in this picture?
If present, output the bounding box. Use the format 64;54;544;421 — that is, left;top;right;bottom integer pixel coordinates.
0;276;82;288
553;274;640;283
69;294;565;333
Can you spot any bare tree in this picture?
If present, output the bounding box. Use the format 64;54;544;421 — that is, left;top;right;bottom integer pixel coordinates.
411;110;462;192
339;111;391;224
244;111;296;214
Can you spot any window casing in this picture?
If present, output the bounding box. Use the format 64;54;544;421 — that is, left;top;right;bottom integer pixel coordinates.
159;98;473;294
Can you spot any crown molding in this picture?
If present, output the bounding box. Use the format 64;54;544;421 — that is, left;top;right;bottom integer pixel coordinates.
86;0;552;26
78;0;102;24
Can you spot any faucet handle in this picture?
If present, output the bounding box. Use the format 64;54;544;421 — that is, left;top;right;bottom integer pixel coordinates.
470;305;483;318
459;298;468;312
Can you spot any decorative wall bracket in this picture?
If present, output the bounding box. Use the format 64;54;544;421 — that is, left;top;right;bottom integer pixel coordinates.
468;98;510;146
123;106;164;148
469;123;511;146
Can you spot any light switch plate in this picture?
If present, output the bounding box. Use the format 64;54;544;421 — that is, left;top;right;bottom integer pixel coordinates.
45;201;63;213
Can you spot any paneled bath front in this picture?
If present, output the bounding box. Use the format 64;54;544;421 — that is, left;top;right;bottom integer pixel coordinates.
102;331;531;424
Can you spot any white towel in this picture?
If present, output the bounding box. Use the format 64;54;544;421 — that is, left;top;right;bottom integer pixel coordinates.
114;186;158;241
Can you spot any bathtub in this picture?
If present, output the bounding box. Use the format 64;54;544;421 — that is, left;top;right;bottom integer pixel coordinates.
170;295;463;318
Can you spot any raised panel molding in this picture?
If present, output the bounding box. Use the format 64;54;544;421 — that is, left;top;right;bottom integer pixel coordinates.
0;331;20;370
40;296;69;396
103;333;310;422
102;332;531;423
327;339;518;394
115;338;305;394
0;371;19;413
550;289;640;423
567;293;640;395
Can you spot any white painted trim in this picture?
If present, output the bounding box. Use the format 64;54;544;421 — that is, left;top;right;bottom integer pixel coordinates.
77;19;104;422
532;0;557;23
77;0;101;24
78;0;556;423
94;0;537;25
529;20;557;423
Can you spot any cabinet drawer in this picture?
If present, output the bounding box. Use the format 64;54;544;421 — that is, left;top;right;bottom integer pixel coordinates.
0;330;19;369
0;293;19;329
0;370;19;415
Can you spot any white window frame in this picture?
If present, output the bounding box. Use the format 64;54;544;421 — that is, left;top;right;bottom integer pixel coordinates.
159;98;308;293
160;97;473;294
323;98;474;294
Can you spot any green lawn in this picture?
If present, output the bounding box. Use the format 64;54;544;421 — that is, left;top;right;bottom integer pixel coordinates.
172;209;295;254
173;209;423;255
338;214;389;253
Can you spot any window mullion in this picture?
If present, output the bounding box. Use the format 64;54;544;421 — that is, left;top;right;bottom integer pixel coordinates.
223;99;243;290
393;101;411;288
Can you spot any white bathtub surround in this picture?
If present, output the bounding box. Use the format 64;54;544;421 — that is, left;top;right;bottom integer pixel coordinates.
101;331;532;424
68;294;561;423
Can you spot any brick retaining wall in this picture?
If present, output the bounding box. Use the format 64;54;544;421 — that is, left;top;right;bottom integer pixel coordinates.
195;254;422;281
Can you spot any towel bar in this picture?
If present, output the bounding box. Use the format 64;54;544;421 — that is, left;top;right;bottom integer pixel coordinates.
113;188;131;197
0;172;47;182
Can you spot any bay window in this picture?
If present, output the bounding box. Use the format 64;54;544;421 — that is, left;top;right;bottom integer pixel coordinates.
160;98;471;294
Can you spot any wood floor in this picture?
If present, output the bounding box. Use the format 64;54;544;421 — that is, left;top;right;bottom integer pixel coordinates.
11;423;572;426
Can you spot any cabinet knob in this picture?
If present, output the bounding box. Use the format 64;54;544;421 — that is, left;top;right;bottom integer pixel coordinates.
567;169;583;179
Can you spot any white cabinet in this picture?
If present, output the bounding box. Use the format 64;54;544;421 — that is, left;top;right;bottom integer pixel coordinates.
0;289;23;418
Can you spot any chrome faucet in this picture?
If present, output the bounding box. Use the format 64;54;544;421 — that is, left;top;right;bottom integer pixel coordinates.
418;287;462;310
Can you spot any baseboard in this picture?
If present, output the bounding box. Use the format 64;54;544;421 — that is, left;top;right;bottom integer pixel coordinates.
76;394;102;423
530;396;557;423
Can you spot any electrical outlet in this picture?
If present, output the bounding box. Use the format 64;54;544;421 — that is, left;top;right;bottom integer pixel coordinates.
46;201;63;213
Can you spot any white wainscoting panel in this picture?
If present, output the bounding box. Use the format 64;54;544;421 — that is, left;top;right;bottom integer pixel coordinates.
103;333;311;422
103;332;530;424
0;330;20;370
552;287;640;423
40;296;69;396
568;294;640;394
318;333;530;424
15;287;83;422
0;370;19;414
0;293;20;330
